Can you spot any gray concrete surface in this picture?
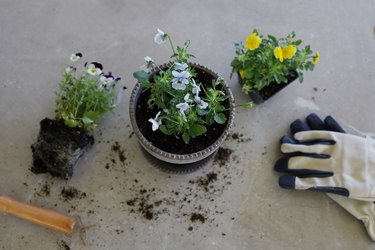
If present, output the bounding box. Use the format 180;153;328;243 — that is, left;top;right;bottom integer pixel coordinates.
1;0;375;249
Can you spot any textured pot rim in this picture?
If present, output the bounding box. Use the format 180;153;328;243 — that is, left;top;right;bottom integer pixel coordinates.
129;62;235;164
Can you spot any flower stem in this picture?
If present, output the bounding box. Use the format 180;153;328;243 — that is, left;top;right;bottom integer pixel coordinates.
166;35;176;55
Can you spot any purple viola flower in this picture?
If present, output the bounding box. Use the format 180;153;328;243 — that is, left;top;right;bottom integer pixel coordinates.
70;52;82;62
87;62;103;76
99;75;114;87
65;66;76;74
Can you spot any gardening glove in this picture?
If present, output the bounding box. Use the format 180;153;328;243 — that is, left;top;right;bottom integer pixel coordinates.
275;113;375;241
275;122;375;201
327;193;375;241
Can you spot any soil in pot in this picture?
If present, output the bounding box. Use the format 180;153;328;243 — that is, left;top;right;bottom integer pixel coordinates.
136;66;230;155
239;70;298;104
31;118;94;179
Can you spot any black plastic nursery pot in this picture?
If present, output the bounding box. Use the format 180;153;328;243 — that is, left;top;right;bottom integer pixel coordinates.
129;63;235;173
31;118;94;179
238;70;298;104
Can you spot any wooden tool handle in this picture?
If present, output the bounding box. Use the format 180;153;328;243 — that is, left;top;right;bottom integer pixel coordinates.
0;196;76;234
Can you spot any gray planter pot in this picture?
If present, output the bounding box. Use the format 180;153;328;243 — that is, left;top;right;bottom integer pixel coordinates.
129;63;235;171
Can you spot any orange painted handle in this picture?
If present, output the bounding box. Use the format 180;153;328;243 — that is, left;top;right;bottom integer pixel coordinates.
0;196;76;234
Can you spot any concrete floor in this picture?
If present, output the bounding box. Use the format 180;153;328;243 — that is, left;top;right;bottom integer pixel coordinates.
1;0;375;249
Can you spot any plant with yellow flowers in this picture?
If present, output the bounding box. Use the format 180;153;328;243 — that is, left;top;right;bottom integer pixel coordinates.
231;28;320;94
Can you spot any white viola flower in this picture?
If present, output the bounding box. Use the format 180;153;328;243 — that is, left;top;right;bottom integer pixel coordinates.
171;70;191;90
87;63;103;76
172;81;186;90
163;109;170;114
154;29;167;45
184;93;191;103
176;103;189;122
215;77;224;86
198;100;209;109
176;102;190;114
70;53;82;62
180;112;187;122
65;66;75;74
99;75;114;87
141;56;155;72
148;111;161;131
174;62;188;71
191;79;201;95
192;86;200;95
144;56;154;63
194;95;201;103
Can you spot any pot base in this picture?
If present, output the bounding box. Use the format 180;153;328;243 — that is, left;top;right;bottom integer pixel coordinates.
140;146;216;174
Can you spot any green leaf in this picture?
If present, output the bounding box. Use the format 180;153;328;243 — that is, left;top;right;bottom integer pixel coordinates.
243;102;254;109
305;45;311;54
133;70;150;84
85;111;100;121
230;59;240;68
190;124;207;138
214;113;227;124
159;125;173;135
155;95;167;109
288;31;296;39
253;27;261;35
197;109;208;116
184;40;191;48
292;40;302;46
82;116;94;125
64;119;77;128
267;35;277;44
298;73;304;83
182;133;190;144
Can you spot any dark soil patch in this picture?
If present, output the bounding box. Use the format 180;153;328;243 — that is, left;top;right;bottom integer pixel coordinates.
231;133;240;140
190;172;218;192
213;148;233;167
135;65;231;154
111;141;126;163
60;186;87;202
57;240;70;250
124;147;237;231
31;118;94;179
36;183;51;197
126;188;165;220
231;133;252;143
190;213;205;223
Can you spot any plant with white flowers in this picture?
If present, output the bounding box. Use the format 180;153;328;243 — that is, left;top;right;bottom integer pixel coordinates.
55;53;122;131
133;30;231;144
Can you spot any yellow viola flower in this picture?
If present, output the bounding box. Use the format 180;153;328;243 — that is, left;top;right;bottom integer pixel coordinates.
239;69;245;79
313;51;320;64
245;32;262;51
274;46;284;62
282;45;297;59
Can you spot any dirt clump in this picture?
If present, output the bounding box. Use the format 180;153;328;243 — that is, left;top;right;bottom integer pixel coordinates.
213;148;233;167
60;186;87;202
